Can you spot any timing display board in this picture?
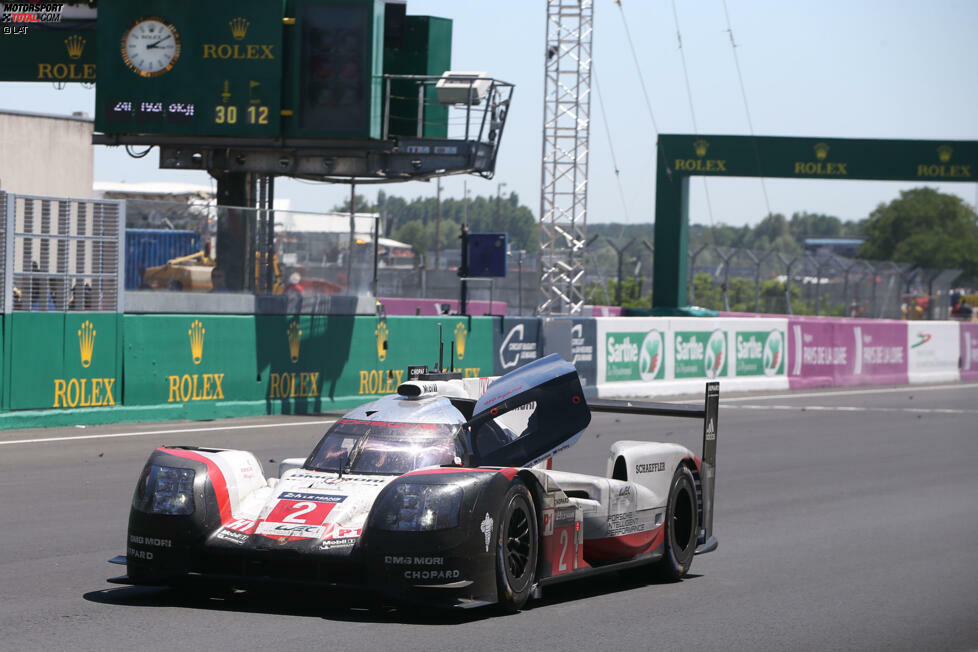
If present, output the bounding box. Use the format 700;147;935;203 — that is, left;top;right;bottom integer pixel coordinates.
94;0;283;137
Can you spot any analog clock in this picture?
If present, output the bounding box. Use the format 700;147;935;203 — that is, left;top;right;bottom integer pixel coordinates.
121;17;181;77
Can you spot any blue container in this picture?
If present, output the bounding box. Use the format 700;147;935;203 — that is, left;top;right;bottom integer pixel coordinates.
125;229;200;289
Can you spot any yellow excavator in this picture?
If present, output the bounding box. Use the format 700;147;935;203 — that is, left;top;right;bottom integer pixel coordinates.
141;251;283;293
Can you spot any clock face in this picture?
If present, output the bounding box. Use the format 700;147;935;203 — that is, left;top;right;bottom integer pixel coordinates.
122;17;181;77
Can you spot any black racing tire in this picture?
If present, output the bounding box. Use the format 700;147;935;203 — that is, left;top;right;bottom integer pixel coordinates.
494;481;538;613
651;464;698;581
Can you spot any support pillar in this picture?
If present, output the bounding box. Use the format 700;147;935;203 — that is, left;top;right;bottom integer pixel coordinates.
212;171;257;292
652;169;690;309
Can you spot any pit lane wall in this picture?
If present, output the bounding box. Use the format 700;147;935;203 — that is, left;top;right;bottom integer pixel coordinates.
0;314;494;428
582;316;972;398
0;313;972;428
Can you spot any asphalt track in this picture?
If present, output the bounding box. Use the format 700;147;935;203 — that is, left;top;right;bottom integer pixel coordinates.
0;383;976;651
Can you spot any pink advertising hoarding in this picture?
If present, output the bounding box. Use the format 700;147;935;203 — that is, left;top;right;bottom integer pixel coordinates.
961;323;978;382
377;297;507;316
788;318;908;388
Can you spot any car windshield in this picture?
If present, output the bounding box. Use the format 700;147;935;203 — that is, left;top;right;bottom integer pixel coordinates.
305;418;459;475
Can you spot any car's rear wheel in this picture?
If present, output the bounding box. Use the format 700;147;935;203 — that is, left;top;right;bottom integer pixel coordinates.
495;481;537;612
651;464;698;581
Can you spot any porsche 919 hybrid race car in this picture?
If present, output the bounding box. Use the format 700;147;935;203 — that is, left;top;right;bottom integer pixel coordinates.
110;354;719;611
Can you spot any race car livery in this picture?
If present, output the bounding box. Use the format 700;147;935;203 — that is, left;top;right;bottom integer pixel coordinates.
111;354;719;611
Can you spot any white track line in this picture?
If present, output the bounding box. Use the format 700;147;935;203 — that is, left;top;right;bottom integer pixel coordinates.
0;419;337;447
725;405;976;414
677;382;978;404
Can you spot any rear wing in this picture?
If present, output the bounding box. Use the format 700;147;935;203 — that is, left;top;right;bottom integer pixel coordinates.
588;381;719;554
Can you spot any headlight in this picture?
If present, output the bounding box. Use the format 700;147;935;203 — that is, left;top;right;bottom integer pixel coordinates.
133;464;195;515
375;483;462;531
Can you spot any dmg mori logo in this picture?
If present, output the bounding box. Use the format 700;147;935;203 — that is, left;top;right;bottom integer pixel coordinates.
78;320;95;368
288;320;302;363
188;320;205;364
229;17;250;40
375;322;389;361
454;322;467;359
64;34;85;60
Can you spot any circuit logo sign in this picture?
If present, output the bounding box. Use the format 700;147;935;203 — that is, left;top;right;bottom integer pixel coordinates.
605;330;664;382
675;330;727;379
736;329;784;377
639;330;664;381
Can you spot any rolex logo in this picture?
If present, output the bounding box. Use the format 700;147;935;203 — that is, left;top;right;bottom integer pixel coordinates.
65;35;86;60
693;139;709;158
937;144;953;163
78;320;95;368
814;142;830;161
188;320;205;365
454;322;467;360
229;17;250;41
375;322;389;362
287;320;302;363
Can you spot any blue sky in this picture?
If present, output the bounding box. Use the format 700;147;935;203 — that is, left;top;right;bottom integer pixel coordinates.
2;0;977;227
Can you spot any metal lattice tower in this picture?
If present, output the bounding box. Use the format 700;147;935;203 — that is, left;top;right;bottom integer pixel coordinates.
538;0;593;315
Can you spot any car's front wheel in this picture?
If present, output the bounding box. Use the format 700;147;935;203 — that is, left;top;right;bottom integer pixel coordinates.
494;481;538;612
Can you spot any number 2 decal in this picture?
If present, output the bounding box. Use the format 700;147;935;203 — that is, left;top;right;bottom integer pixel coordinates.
558;529;569;572
282;501;317;523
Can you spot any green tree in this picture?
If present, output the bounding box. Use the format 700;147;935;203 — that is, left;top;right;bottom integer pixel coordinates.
332;193;377;213
859;187;978;280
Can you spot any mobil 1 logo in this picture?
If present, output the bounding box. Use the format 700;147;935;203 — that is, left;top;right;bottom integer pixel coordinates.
735;329;785;376
675;329;727;379
605;330;664;382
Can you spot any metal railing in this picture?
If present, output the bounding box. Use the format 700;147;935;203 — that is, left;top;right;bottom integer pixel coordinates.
2;192;125;313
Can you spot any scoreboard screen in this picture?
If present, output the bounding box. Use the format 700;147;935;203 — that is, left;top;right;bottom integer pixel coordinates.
95;0;283;137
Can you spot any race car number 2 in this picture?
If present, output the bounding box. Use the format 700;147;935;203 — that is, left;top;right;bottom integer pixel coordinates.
266;494;345;525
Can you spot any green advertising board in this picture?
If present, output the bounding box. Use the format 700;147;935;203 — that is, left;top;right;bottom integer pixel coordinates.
0;25;96;82
124;314;494;416
653;134;978;309
4;313;122;411
123;315;263;417
604;330;665;382
95;0;283;137
734;329;785;377
674;329;727;379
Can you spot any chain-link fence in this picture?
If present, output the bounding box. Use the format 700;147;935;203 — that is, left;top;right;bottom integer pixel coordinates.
120;199;391;299
680;244;962;320
2;192;124;313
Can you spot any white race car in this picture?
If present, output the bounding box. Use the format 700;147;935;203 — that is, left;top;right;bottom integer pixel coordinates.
111;354;719;612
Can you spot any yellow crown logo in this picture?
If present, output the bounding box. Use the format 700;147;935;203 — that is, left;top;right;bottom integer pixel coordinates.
65;35;86;60
287;320;302;363
693;139;709;158
375;322;389;362
937;144;953;163
229;17;250;41
78;320;96;368
454;322;467;360
188;320;205;365
814;142;830;161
